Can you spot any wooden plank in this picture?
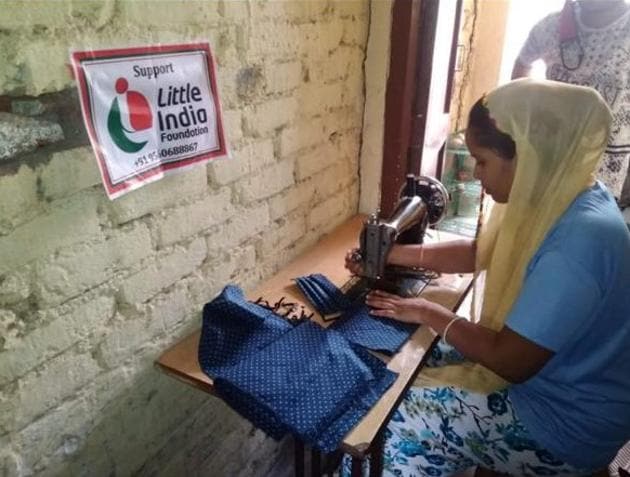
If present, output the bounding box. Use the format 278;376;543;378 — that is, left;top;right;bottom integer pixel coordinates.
155;215;472;457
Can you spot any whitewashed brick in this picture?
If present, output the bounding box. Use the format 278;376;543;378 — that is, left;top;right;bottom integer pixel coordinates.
238;160;294;203
247;22;303;61
97;315;159;372
0;164;40;235
309;20;345;53
156;187;235;247
6;350;102;431
118;1;220;25
223;109;243;144
295;143;338;180
310;47;356;83
215;25;242;70
120;238;206;305
97;288;190;370
34;222;153;306
259;216;306;257
264;61;303;95
298;82;345;117
0;192;100;275
0;1;112;30
209;139;275;185
342;14;369;45
308;191;349;233
209;156;248;186
39;147;101;201
243;97;299;136
251;1;329;23
207;204;270;255
325;108;363;135
0;309;20;353
343;72;366;112
336;129;362;164
145;285;194;332
345;46;366;81
332;0;368;18
217;68;239;109
268;180;317;220
219;0;250;21
0;448;22;477
188;246;257;305
279;118;327;157
14;368;129;472
0;269;30;307
108;168;209;225
94;370;208;477
0;296;114;385
16;39;71;95
312;160;356;201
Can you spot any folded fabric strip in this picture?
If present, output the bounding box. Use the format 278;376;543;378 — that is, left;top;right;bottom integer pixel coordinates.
330;304;417;355
198;285;397;452
294;273;354;317
295;274;418;354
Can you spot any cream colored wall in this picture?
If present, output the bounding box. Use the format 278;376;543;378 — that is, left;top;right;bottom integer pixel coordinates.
359;0;393;214
450;0;511;130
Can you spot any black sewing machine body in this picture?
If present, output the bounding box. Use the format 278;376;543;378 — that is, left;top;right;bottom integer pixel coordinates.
357;175;448;297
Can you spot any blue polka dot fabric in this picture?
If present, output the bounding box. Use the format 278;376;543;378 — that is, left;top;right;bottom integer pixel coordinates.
295;274;418;355
198;285;397;452
331;304;418;356
198;285;293;375
294;273;353;317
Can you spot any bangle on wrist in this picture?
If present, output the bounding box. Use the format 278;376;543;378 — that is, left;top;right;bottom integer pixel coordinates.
442;316;466;347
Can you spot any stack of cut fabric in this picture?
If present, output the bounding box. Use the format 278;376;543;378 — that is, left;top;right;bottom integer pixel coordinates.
198;285;397;452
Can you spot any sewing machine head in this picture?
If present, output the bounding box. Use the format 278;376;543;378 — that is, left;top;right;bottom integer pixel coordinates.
357;175;448;291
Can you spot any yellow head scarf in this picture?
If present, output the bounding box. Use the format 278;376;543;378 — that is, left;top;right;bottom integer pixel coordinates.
418;79;612;393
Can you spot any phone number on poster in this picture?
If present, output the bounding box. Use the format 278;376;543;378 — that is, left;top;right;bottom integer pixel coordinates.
160;142;198;158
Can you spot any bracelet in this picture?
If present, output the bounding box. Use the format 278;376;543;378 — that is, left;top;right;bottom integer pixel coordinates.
442;316;466;346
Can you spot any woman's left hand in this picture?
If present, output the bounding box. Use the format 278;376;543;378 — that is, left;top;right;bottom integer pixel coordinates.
365;289;454;325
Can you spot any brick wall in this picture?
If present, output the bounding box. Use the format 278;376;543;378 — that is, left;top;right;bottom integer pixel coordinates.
0;1;369;475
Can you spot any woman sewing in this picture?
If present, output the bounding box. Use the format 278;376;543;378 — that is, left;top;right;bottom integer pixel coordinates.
346;79;630;476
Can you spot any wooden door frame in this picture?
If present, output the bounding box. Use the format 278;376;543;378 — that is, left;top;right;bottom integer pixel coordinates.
379;0;462;216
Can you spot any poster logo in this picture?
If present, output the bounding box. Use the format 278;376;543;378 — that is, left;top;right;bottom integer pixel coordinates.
71;43;229;200
107;78;152;153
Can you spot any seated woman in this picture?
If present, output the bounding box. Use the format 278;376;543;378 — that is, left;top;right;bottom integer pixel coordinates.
346;79;630;476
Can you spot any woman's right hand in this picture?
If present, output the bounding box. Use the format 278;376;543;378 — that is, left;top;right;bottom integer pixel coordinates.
345;248;363;276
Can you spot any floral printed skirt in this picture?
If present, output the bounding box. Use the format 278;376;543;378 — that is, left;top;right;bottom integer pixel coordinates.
342;342;590;477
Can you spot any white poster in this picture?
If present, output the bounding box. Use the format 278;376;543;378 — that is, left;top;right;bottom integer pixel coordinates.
71;43;229;199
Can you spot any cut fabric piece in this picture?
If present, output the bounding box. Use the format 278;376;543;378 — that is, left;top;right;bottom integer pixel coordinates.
198;285;293;376
198;285;398;452
295;273;417;354
294;273;354;318
214;321;397;451
331;304;417;355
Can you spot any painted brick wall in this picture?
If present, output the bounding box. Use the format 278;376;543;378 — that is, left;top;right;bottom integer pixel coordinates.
0;1;369;475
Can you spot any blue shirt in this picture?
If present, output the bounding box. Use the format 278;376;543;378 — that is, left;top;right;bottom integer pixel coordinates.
507;183;630;469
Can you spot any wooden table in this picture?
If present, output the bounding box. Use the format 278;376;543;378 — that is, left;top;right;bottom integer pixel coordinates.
156;215;472;476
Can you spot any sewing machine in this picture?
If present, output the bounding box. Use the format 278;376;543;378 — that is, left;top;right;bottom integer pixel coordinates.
351;174;449;297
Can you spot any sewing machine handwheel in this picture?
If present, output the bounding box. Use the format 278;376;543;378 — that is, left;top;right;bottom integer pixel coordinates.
399;175;448;225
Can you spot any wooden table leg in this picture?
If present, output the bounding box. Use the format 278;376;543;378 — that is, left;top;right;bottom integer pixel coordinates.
369;429;385;477
294;439;305;477
351;458;362;477
311;448;322;477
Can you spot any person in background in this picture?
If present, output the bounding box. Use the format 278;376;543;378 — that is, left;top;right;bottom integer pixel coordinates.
512;0;630;215
345;79;630;476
